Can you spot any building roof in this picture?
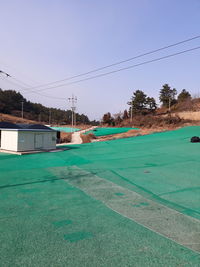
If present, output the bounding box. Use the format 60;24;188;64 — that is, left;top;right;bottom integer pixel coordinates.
0;122;55;131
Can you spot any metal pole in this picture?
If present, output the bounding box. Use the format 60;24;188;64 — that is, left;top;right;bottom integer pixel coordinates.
74;96;77;126
74;107;76;126
68;95;77;130
71;107;74;128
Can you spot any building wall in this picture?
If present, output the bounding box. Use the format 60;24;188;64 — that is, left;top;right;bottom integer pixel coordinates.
0;130;18;151
18;131;56;151
0;130;56;152
42;132;57;150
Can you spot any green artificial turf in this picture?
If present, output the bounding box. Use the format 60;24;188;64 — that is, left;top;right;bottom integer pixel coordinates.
85;127;139;136
51;126;80;132
1;126;200;266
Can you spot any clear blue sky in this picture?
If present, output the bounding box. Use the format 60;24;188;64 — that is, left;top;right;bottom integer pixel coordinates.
0;0;200;120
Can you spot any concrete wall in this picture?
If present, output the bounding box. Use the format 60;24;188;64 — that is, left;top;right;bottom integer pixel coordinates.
0;130;56;152
18;131;56;151
0;130;18;151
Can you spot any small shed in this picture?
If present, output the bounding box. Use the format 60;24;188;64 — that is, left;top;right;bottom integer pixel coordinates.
0;122;56;152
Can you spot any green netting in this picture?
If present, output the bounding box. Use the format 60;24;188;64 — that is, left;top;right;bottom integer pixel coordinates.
85;127;139;136
1;126;200;266
0;167;200;266
51;126;80;132
50;166;200;252
62;126;200;220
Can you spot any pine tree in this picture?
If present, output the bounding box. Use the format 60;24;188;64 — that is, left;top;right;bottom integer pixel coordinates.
159;84;177;109
122;109;129;119
177;89;191;102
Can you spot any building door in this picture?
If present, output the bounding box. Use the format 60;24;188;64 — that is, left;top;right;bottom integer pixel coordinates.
35;134;43;149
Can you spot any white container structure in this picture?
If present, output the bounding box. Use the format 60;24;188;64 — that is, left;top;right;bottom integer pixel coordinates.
0;122;56;152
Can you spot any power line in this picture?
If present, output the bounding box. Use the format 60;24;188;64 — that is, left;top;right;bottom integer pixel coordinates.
0;59;44;85
0;74;66;100
1;62;66;100
0;70;10;77
17;34;200;91
11;76;33;88
26;46;200;93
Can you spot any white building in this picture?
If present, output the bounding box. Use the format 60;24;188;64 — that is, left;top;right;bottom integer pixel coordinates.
0;122;56;152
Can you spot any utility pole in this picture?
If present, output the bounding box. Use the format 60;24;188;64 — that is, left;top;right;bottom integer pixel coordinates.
74;108;76;126
168;97;171;113
21;101;24;119
130;105;133;123
68;95;77;129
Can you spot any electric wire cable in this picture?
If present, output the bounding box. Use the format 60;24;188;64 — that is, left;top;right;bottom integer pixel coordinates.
25;45;200;94
0;76;66;100
16;34;200;91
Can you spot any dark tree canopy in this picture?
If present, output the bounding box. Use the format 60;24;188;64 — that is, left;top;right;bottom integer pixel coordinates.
122;109;129;120
102;112;112;124
177;89;191;102
146;97;157;111
128;90;157;114
102;112;116;125
131;90;147;112
0;89;92;125
159;84;177;108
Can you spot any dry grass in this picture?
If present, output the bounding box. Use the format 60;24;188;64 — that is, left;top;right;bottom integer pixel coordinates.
174;111;200;121
114;128;165;139
87;133;96;139
171;98;200;112
119;114;188;128
98;127;180;142
80;134;92;143
80;132;96;143
126;129;139;135
99;115;188;142
60;132;72;143
0;113;37;124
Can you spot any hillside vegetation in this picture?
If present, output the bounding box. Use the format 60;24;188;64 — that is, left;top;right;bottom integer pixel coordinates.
0;89;93;125
101;84;200;128
0;112;38;124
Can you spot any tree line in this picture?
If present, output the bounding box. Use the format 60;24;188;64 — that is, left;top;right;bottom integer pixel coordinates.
102;84;192;125
0;89;96;125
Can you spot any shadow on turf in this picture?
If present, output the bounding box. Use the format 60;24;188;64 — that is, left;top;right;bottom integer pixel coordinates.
0;172;85;190
0;177;68;189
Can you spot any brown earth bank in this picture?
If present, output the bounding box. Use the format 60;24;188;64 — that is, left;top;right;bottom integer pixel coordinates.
0;113;38;124
95;128;176;142
111;114;199;129
59;132;72;143
172;111;200;121
156;98;200;113
0;113;92;129
80;133;96;143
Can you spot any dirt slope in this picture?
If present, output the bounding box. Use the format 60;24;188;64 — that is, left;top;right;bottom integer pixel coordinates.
0;113;38;124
